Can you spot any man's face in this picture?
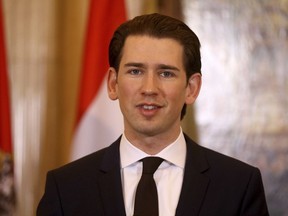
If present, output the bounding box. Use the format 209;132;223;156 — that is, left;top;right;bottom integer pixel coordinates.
108;35;201;142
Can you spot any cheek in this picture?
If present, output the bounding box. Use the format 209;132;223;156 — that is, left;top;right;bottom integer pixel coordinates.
117;80;137;100
169;82;186;96
165;85;187;104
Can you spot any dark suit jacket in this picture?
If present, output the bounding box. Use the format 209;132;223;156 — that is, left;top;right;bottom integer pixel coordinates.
37;134;269;216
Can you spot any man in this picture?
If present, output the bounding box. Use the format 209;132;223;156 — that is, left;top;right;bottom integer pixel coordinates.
37;13;269;216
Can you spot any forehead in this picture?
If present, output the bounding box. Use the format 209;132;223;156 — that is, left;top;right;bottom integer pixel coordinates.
120;35;184;66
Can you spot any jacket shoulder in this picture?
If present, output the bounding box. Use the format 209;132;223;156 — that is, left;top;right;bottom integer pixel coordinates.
185;134;257;173
51;137;121;180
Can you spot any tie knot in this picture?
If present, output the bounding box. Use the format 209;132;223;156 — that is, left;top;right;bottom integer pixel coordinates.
142;157;163;174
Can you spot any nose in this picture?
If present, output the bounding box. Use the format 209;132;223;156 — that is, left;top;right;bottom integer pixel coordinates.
141;72;158;95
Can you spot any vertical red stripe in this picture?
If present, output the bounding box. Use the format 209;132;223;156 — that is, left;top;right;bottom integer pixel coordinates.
76;0;126;124
0;0;12;154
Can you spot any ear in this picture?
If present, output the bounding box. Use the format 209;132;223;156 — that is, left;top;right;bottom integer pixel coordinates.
107;67;118;100
185;73;202;105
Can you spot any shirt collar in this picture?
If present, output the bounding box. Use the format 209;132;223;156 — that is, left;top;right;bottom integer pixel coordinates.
120;129;186;169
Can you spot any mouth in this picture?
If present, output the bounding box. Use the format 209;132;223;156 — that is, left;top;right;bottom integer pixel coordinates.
136;103;163;116
142;104;159;110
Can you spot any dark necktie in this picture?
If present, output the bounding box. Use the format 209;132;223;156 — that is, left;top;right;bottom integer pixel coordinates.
134;157;164;216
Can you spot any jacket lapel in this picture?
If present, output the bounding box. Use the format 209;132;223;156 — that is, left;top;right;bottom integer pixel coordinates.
97;135;210;216
98;137;126;216
175;135;210;216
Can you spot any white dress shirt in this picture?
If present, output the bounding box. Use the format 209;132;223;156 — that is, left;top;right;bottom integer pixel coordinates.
120;130;186;216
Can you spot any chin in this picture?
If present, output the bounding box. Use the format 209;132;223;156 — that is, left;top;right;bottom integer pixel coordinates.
136;125;163;137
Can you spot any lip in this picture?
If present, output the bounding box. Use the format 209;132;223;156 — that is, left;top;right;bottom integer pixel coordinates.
136;103;163;117
136;103;162;109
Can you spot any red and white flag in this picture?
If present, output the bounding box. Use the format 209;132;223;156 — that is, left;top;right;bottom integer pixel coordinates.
0;0;16;213
71;0;126;160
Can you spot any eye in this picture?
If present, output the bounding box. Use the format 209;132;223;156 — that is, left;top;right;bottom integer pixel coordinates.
129;69;142;75
160;71;175;78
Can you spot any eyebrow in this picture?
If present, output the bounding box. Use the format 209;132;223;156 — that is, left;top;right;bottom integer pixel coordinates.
158;64;180;71
124;62;180;71
124;62;145;68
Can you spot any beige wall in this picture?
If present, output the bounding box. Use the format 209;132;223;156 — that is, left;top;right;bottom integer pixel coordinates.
3;0;89;215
